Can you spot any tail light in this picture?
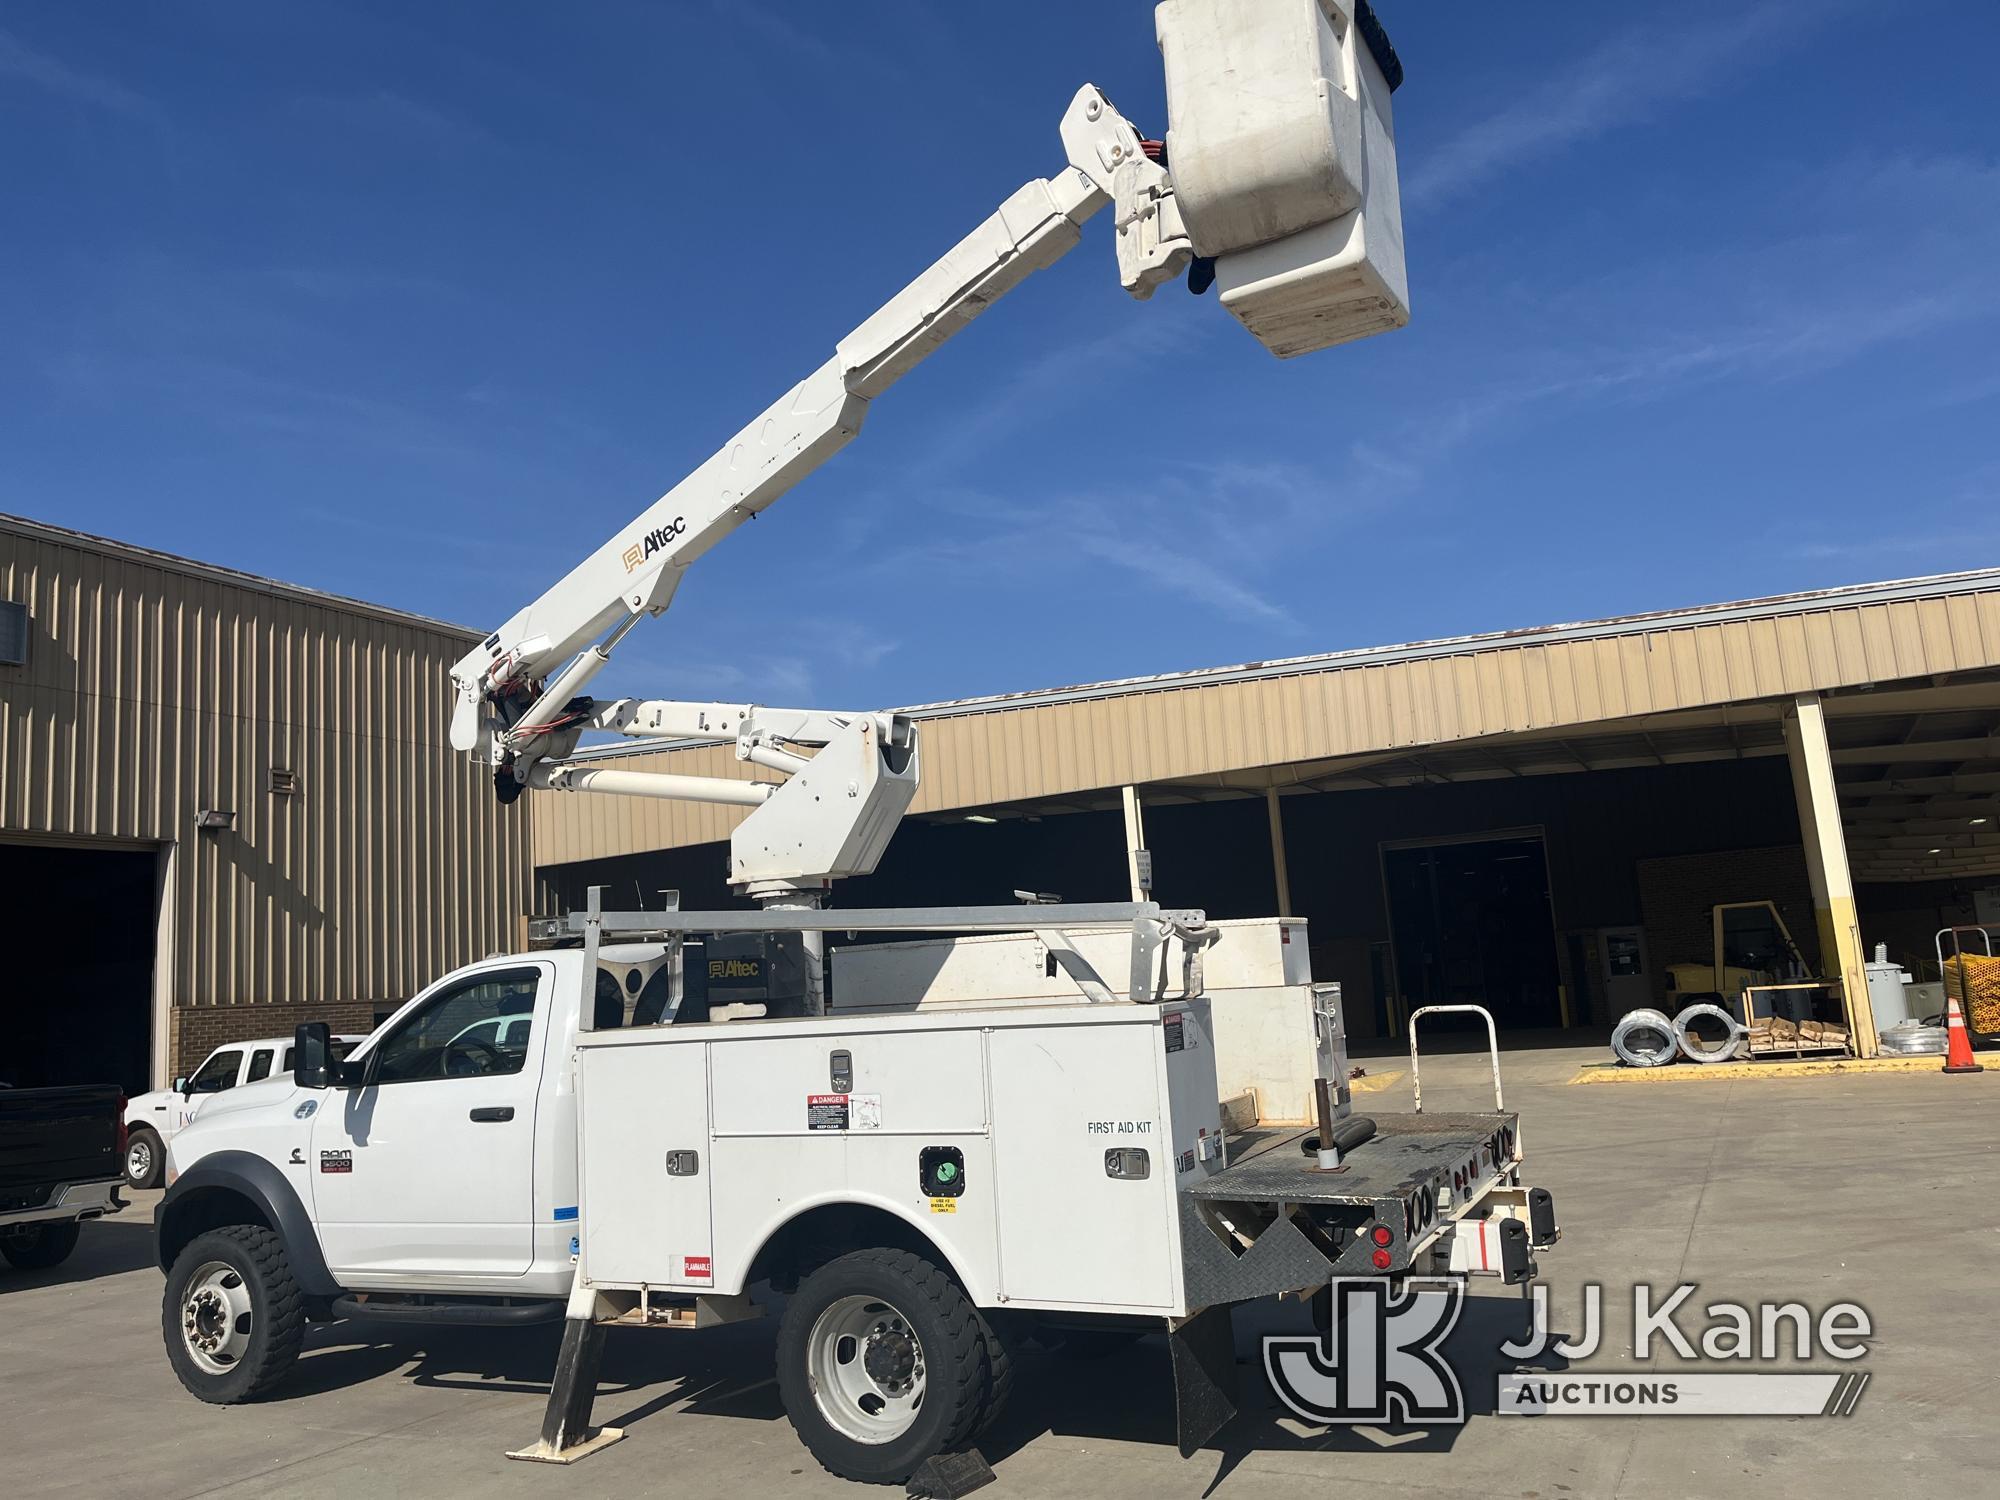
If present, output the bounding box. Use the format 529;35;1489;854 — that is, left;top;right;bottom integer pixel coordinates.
116;1095;128;1157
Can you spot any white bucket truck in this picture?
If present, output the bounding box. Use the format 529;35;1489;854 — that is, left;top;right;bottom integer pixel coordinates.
154;2;1563;1484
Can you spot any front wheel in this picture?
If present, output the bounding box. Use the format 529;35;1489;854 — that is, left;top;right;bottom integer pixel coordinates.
0;1220;82;1270
161;1225;305;1403
776;1248;989;1485
125;1128;164;1189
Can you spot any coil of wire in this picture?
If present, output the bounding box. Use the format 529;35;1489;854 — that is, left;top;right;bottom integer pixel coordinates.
1611;1007;1679;1067
1672;1002;1745;1064
1877;1020;1947;1055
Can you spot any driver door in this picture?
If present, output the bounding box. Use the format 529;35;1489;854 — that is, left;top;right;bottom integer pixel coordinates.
310;962;551;1279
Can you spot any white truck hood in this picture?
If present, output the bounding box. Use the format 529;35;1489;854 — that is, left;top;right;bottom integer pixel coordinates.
177;1075;304;1126
126;1087;176;1124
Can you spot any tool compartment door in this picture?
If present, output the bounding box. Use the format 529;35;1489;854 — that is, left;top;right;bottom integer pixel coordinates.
577;1039;713;1287
988;1020;1176;1309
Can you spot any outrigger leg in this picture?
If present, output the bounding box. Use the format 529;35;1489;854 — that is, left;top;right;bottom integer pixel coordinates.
508;1285;625;1463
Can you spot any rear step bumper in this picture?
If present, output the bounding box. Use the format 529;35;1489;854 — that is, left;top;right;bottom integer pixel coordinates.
1182;1110;1527;1306
332;1294;565;1326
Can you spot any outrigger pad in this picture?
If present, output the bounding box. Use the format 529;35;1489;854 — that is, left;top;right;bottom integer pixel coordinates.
1169;1302;1240;1459
906;1450;995;1498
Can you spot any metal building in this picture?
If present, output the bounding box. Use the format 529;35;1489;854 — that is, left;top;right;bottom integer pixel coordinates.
534;569;2000;1057
0;515;531;1090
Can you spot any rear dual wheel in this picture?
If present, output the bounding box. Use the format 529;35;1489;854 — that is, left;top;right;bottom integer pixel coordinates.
777;1248;1004;1486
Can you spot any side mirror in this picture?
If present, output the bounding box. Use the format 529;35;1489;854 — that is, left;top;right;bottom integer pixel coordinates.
173;1077;189;1095
293;1023;333;1090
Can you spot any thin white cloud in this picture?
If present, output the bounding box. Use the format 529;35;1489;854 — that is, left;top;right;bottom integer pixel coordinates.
1409;0;1848;213
1786;462;2000;562
292;90;490;154
592;614;901;712
848;457;1413;634
709;0;914;87
0;25;152;117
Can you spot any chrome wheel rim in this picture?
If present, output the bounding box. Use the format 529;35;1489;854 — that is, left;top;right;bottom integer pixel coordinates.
180;1261;254;1376
127;1139;153;1179
807;1294;927;1444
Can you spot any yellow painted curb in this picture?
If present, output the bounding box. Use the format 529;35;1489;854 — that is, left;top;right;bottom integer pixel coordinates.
1568;1055;1994;1084
1348;1069;1406;1094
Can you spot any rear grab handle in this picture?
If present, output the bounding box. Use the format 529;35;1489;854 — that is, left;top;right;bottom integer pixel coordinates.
1406;1004;1502;1113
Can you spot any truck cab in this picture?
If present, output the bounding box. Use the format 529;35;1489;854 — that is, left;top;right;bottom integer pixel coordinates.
157;944;670;1308
123;1033;363;1188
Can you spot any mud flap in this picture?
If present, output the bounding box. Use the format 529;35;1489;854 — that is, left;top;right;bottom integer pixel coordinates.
1168;1302;1239;1458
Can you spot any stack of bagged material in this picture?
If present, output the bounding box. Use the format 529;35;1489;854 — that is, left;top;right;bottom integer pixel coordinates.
1746;1015;1849;1052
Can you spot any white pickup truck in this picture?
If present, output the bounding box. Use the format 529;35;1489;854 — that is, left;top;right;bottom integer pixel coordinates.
156;908;1556;1485
123;1034;365;1188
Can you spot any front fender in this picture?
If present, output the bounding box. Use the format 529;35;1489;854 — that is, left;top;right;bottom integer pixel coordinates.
155;1149;340;1298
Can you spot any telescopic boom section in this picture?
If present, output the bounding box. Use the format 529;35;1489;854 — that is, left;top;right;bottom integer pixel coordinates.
448;85;1177;775
447;1;1411;900
444;84;1190;895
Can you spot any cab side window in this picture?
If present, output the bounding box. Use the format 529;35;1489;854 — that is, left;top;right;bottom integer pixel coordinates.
246;1048;275;1083
369;968;541;1084
187;1049;242;1094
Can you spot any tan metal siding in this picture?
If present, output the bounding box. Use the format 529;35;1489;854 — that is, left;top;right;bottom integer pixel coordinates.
532;581;2000;866
0;522;529;1015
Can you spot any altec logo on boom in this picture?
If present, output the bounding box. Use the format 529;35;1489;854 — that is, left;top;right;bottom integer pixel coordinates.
621;515;688;573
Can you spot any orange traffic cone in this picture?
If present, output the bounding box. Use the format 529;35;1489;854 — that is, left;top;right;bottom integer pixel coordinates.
1943;991;1984;1075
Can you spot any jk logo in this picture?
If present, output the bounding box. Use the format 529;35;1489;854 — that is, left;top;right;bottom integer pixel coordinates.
1264;1278;1467;1425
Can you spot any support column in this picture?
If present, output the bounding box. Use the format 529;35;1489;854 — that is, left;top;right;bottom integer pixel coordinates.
1265;787;1293;918
1784;694;1878;1057
1121;785;1152;902
1784;728;1833;948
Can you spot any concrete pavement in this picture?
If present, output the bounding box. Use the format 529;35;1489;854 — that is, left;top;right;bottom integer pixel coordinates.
5;1047;1994;1498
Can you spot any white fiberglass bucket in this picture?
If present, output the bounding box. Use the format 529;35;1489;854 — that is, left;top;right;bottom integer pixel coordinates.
1156;0;1409;357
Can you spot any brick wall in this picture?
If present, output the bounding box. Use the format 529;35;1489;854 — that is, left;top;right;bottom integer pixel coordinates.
1635;844;1818;1004
169;1000;385;1078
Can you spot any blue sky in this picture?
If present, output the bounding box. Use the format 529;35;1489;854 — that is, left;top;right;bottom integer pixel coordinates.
5;2;1998;711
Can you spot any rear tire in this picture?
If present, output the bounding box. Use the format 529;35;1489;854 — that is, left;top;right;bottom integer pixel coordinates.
125;1128;164;1189
0;1220;82;1270
969;1307;1020;1440
776;1248;988;1485
162;1225;305;1403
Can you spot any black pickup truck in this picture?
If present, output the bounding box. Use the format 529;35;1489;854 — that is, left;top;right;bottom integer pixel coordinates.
0;1083;126;1270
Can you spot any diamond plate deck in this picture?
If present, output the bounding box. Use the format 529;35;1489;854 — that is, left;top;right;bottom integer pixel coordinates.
1191;1110;1517;1208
